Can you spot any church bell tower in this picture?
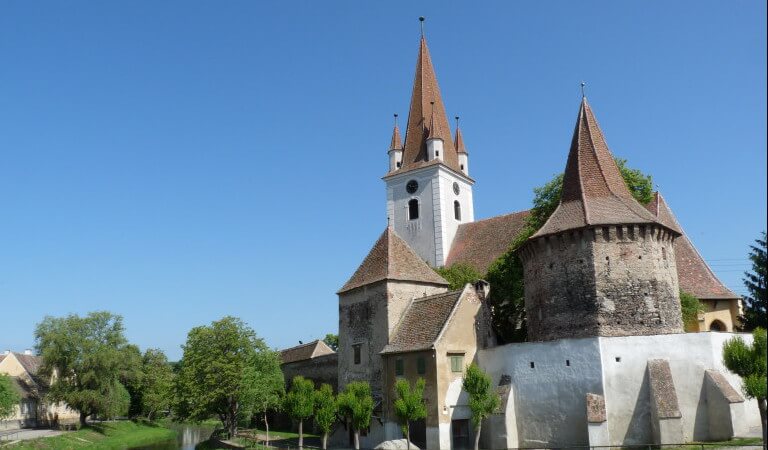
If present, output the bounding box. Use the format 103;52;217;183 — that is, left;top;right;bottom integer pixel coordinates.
383;31;474;267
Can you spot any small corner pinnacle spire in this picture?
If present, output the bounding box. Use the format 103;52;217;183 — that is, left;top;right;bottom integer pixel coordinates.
419;16;425;37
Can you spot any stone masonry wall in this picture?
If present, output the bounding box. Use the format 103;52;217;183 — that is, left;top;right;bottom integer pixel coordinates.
521;228;600;341
338;280;447;395
520;224;683;341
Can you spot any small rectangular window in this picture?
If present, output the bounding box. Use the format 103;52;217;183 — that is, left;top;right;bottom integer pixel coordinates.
353;344;361;365
449;354;464;373
395;358;404;376
417;357;426;375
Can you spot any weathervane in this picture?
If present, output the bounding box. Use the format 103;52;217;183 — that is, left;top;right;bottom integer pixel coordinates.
455;116;460;129
580;81;587;98
394;113;398;127
419;16;425;36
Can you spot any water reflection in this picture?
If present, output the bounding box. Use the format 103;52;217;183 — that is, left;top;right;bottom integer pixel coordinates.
130;423;215;450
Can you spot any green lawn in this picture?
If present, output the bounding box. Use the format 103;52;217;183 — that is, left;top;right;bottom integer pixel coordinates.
663;437;764;449
197;427;320;449
4;420;176;450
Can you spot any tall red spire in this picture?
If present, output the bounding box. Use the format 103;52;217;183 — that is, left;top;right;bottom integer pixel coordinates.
397;36;461;174
533;97;673;238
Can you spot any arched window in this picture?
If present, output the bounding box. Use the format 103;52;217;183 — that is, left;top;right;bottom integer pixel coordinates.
454;201;461;220
408;199;419;220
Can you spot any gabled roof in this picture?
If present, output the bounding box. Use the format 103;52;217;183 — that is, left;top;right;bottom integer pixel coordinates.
445;210;530;274
338;227;449;294
387;36;462;176
389;123;403;151
280;340;336;365
381;289;464;354
646;192;739;300
534;98;675;238
13;353;42;376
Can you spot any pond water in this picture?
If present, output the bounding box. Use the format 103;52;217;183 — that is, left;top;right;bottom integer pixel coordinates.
130;423;216;450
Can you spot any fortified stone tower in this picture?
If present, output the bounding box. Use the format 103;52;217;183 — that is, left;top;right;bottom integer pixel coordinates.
336;226;449;395
519;97;684;341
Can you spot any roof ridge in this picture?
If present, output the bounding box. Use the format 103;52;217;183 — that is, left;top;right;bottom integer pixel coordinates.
280;339;321;353
411;289;463;303
578;100;592;225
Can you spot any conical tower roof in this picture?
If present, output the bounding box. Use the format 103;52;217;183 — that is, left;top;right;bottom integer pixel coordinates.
455;127;468;154
393;36;462;175
533;98;673;238
338;227;449;294
389;123;403;151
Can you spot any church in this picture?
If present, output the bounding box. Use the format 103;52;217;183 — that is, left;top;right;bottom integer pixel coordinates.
283;26;761;449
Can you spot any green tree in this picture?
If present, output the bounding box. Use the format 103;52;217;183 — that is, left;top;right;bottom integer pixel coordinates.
284;376;315;448
741;232;767;331
121;344;144;418
34;311;133;426
393;378;427;449
0;374;20;419
486;230;532;343
313;384;337;450
722;328;767;446
323;334;339;352
248;348;284;447
680;291;705;331
462;364;499;450
140;349;174;420
337;381;373;450
175;316;269;438
434;264;482;290
487;159;654;343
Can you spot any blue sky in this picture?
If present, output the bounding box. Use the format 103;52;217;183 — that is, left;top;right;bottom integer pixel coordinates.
1;1;765;360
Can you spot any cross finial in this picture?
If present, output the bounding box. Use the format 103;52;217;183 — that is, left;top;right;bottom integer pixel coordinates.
394;113;398;127
580;81;587;98
455;116;460;129
419;17;425;37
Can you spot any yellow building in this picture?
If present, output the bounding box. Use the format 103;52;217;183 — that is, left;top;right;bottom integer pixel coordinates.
0;350;79;430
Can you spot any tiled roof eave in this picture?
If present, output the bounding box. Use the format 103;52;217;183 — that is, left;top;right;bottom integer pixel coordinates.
382;160;475;183
380;345;435;355
529;220;682;242
337;276;448;295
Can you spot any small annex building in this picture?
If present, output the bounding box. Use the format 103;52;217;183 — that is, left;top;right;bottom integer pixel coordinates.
0;350;78;430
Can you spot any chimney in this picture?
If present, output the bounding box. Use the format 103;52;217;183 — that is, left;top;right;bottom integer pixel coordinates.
24;349;33;356
474;280;490;301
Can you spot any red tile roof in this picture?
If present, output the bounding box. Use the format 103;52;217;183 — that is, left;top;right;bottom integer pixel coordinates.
381;289;464;354
455;127;467;154
338;227;449;294
646;192;739;300
389;124;403;151
534;98;678;238
387;36;462;176
445;211;531;274
280;340;335;365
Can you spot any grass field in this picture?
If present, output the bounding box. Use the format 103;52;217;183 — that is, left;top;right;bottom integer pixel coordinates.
4;421;176;450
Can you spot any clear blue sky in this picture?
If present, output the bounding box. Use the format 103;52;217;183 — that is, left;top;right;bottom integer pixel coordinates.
1;1;765;360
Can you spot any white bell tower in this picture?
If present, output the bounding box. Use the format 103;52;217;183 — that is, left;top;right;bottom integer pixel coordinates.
382;35;474;267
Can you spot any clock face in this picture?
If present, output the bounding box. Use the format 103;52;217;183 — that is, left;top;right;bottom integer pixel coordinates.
453;182;460;195
406;180;419;194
